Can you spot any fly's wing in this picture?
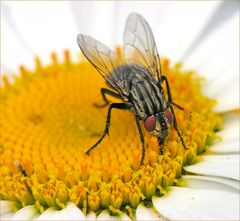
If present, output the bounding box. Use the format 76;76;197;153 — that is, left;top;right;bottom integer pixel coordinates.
77;34;126;95
123;13;162;82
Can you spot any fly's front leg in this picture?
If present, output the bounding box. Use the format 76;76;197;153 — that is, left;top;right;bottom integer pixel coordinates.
85;103;128;155
94;88;122;108
170;101;184;110
158;137;164;155
134;114;145;165
169;105;186;149
161;76;186;150
161;76;184;111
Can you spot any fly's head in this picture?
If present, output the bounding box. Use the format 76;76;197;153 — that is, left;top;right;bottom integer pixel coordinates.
144;111;174;139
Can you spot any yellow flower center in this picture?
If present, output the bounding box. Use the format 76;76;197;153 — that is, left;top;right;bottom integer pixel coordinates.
0;49;222;217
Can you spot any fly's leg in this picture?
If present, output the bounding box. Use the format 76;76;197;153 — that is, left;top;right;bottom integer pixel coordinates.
134;114;145;165
15;160;27;177
169;105;186;149
170;101;184;110
161;76;186;150
15;160;34;196
85;103;128;155
94;88;122;108
161;76;184;111
158;137;164;154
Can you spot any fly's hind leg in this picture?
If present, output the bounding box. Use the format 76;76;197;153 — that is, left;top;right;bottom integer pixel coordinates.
161;76;186;150
94;88;122;108
85;103;128;155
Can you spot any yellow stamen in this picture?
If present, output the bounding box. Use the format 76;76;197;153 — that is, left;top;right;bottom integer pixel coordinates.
0;50;222;216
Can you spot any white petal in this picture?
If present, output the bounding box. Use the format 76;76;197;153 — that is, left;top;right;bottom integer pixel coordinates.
153;186;239;220
106;1;219;61
71;1;116;47
1;13;34;74
0;201;12;216
2;1;79;72
42;203;86;220
182;175;239;192
97;210;113;220
154;1;220;62
136;203;164;220
0;212;14;221
211;112;239;153
11;205;39;220
97;210;131;220
184;13;239;112
36;208;58;220
210;131;239;154
3;1;223;72
184;154;239;181
209;64;239;113
86;211;97;220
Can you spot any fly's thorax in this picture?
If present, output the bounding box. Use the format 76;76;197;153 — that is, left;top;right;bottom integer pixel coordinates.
131;92;167;119
127;70;166;119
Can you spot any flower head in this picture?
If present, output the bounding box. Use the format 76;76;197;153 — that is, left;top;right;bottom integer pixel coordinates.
1;1;239;220
0;49;224;219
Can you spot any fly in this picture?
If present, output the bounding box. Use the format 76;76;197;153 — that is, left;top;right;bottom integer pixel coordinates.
77;13;186;165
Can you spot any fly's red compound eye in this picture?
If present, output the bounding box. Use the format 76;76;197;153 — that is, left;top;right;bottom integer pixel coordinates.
165;111;173;124
144;115;156;132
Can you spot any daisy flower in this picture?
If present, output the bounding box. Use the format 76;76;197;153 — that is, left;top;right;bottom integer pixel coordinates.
1;1;239;220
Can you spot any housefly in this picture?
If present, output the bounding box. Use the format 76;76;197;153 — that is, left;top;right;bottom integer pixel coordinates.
77;13;186;165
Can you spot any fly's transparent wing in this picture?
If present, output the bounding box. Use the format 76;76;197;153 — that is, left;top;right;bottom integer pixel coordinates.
77;34;125;94
123;13;162;82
